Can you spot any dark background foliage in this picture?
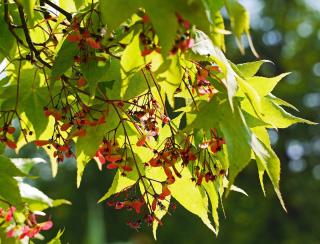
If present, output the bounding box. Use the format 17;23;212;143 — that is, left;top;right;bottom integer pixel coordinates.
28;0;320;243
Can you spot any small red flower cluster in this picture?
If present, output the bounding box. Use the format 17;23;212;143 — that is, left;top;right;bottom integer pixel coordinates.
151;184;171;212
148;144;183;185
0;207;53;240
0;125;17;149
146;129;225;187
106;187;169;231
170;14;194;55
34;101;107;163
138;14;162;56
95;139;133;174
192;64;220;99
193;129;226;185
108;198;144;214
63;17;107;66
138;12;194;56
199;129;225;154
67;18;101;51
128;94;168;147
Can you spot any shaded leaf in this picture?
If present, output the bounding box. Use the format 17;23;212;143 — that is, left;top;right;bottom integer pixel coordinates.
0;5;16;60
51;40;79;80
0;175;22;206
80;58;111;98
0;155;26;177
219;102;252;185
143;2;178;55
100;0;140;32
20;88;49;137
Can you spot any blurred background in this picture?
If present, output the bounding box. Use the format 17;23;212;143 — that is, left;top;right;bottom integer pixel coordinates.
23;0;320;243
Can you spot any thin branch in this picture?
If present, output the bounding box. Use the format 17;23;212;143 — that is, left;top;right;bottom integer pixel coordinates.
15;50;22;110
3;0;27;47
41;0;73;21
14;0;52;68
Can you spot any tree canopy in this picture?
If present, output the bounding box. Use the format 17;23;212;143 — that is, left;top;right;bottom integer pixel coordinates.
0;0;314;242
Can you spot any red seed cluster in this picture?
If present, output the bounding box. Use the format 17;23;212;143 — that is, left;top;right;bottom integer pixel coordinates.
95;139;133;173
192;64;221;99
138;14;162;56
0;125;17;149
170;14;194;55
34;98;107;163
0;207;53;240
0;5;230;233
67;18;101;51
128;94;167;146
103;125;226;230
106;183;173;231
192;129;226;185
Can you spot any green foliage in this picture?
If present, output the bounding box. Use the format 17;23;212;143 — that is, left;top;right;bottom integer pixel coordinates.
0;5;16;62
0;0;314;242
51;40;79;81
0;156;69;242
100;0;140;32
168;164;216;234
76;110;119;187
98;170;138;203
47;229;65;244
143;1;179;55
0;156;24;206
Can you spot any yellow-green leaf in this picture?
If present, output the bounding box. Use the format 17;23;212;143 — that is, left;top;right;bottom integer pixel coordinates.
203;182;220;233
169;165;217;235
98;170;138;203
236;60;273;78
247;73;290;97
157;54;183;108
252;129;286;211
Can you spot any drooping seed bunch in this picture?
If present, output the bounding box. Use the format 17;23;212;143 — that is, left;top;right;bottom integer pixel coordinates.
0;2;228;231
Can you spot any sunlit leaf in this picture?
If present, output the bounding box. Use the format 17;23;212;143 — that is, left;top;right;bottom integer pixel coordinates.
98;170;138;203
236;60;273;78
259;97;315;128
157;54;183;108
169;165;217;235
203;181;220;233
247;73;290;97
